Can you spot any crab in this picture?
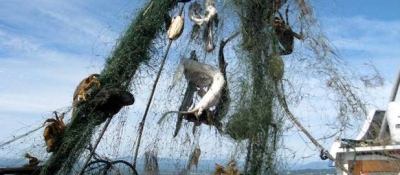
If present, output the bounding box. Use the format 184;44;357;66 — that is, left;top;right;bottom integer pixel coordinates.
73;73;101;105
23;153;40;167
43;111;67;152
272;5;303;55
214;164;228;175
213;159;241;175
226;159;241;175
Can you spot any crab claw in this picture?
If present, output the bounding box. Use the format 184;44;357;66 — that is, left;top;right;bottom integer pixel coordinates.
91;74;101;88
43;119;57;125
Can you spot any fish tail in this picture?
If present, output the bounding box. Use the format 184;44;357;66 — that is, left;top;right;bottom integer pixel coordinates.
158;111;180;124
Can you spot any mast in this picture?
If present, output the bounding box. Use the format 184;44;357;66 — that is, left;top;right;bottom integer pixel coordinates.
378;64;400;140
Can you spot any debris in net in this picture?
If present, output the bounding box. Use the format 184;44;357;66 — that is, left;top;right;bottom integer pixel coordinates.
189;2;216;26
174;80;197;137
174;51;198;137
224;112;250;141
187;146;201;171
90;87;135;116
173;36;233;136
159;59;225;125
189;1;217;52
167;15;184;40
267;54;284;83
213;34;235;121
143;150;160;175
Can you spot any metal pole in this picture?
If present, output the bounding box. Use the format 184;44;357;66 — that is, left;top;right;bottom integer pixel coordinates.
389;65;400;102
378;64;400;140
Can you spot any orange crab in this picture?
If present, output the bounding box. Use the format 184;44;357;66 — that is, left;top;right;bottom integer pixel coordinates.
43;111;67;152
214;164;228;175
23;153;40;167
213;159;242;175
73;73;101;105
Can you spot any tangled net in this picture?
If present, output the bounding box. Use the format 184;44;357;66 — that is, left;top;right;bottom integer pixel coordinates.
0;0;381;174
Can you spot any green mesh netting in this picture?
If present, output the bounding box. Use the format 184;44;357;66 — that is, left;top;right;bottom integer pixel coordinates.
0;0;378;174
40;1;179;174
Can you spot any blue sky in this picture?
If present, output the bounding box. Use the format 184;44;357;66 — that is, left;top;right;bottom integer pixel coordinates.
0;0;399;167
314;0;399;20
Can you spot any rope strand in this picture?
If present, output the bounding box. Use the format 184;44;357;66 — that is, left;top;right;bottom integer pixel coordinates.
275;85;349;174
132;3;186;168
0;125;44;148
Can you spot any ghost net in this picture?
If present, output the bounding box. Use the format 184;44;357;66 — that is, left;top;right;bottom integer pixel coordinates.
0;0;379;174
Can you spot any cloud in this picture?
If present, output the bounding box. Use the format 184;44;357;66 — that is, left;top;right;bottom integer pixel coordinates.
321;16;400;67
0;1;126;141
0;0;123;58
0;1;399;167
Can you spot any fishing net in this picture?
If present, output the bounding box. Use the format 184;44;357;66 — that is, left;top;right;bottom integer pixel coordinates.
0;0;383;174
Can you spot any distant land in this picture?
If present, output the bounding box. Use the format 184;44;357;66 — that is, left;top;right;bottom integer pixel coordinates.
285;161;336;175
290;161;333;170
0;156;335;174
